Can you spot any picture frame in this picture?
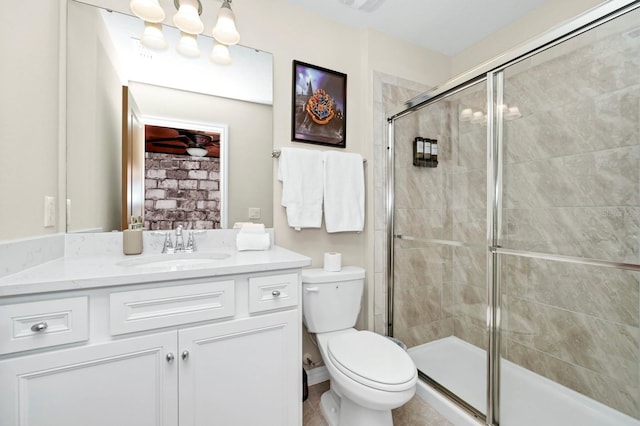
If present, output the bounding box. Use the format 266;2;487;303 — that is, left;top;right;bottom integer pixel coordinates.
291;60;347;148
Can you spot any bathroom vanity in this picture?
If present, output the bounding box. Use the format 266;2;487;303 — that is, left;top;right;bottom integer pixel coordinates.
0;232;310;426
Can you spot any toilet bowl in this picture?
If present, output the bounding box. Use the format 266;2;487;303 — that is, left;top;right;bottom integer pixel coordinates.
302;267;417;426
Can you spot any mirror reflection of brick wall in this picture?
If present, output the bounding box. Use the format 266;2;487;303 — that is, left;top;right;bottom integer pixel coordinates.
144;152;221;230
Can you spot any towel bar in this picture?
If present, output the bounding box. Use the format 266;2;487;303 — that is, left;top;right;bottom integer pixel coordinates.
272;149;366;163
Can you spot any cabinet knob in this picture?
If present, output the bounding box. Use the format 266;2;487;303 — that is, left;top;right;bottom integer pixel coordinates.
30;322;48;332
272;290;281;297
166;353;175;363
181;350;190;361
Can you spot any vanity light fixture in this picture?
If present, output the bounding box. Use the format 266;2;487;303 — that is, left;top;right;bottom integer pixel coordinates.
129;0;239;63
173;0;204;35
140;21;168;50
210;41;232;65
212;1;240;45
130;0;165;23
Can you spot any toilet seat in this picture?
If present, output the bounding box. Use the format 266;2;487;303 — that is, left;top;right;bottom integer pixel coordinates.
327;331;416;392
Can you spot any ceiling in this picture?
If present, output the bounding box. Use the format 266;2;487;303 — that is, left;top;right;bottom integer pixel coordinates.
285;0;549;56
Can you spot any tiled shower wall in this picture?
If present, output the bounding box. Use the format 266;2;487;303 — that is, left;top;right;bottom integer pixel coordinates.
385;8;640;420
372;72;427;335
144;152;221;230
499;13;640;418
391;84;488;351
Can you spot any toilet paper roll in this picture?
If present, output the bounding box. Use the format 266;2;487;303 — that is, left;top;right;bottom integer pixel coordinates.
323;252;342;272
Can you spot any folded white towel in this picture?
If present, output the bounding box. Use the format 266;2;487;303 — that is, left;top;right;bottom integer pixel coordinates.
323;151;365;233
278;147;324;230
236;232;271;251
234;223;265;234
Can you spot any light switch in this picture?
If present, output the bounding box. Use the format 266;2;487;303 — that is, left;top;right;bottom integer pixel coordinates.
248;207;261;220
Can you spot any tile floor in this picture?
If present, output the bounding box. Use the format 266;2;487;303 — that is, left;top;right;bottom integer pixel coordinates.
303;381;455;426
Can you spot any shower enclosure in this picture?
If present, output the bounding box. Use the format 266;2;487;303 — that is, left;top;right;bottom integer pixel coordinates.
387;1;640;425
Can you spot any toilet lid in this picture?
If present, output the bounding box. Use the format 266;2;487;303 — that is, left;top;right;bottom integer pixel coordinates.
327;331;416;388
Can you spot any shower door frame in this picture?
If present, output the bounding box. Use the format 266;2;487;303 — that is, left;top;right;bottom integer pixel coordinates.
386;1;640;424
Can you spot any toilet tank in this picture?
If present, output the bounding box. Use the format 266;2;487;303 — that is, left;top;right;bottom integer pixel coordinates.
301;266;365;333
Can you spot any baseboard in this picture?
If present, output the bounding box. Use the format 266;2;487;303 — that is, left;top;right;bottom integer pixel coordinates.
306;366;329;386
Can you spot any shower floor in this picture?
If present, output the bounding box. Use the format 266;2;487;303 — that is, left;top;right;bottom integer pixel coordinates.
408;336;639;426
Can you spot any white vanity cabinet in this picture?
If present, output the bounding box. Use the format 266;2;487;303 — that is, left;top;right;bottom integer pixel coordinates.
0;331;178;426
0;270;302;426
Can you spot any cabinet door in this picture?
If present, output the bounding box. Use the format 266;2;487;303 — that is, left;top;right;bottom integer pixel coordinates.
179;310;300;426
0;331;178;426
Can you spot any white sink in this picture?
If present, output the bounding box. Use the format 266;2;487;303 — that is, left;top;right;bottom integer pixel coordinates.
118;252;231;269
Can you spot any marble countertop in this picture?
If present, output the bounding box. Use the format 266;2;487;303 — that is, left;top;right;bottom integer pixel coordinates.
0;246;311;297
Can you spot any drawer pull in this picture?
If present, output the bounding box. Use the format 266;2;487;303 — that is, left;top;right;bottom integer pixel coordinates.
30;322;49;332
272;290;281;297
181;350;190;361
166;353;175;363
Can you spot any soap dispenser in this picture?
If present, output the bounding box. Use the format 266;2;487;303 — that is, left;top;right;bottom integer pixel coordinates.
123;216;143;255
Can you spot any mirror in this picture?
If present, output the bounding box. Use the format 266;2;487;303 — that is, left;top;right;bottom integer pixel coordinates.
66;0;274;232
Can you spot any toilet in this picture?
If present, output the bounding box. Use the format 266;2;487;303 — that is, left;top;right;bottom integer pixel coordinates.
302;267;417;426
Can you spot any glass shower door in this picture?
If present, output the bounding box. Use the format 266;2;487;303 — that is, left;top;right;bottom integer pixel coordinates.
497;5;640;424
391;80;489;417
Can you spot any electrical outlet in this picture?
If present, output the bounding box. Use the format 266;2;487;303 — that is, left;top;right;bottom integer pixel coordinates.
44;196;56;228
248;207;261;220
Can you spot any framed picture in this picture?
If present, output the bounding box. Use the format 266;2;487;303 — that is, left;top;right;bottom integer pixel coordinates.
291;60;346;148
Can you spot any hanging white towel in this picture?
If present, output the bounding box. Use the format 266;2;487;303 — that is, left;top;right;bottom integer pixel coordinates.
323;151;365;233
278;147;324;230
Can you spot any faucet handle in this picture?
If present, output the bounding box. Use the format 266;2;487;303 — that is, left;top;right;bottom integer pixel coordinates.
162;232;174;254
186;231;197;252
175;224;184;236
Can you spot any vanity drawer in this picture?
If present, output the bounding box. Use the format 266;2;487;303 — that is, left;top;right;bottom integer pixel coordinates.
110;280;235;335
0;297;89;355
249;273;298;313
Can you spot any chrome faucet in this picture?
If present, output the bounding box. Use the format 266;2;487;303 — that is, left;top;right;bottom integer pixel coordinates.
161;225;197;254
175;225;185;252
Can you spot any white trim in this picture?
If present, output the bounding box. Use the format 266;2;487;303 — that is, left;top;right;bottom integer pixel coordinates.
306;366;329;386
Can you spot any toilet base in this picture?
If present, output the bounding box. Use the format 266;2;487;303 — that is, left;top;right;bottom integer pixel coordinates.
320;390;340;426
320;389;394;426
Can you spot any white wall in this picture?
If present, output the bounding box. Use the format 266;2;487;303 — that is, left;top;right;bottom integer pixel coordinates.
0;0;62;240
452;0;605;75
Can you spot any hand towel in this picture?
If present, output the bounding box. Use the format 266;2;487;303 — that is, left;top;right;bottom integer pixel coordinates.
278;147;324;230
233;222;265;234
323;151;365;233
236;232;271;251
